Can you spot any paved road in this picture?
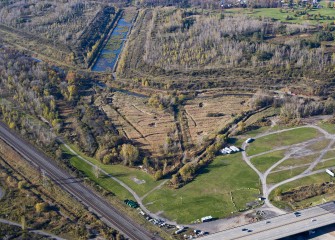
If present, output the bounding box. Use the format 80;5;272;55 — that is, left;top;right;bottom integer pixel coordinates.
0;122;158;240
201;202;335;240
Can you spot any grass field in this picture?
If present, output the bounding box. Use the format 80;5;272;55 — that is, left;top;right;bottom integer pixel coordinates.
318;123;335;134
323;149;335;160
314;158;335;170
251;150;286;173
273;153;319;170
227;4;335;24
272;173;331;194
267;166;308;184
69;155;134;200
308;139;331;152
63;144;163;198
246;127;321;156
232;188;261;210
142;153;260;223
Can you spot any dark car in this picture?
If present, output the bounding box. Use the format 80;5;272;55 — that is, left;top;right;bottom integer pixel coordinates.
294;212;301;217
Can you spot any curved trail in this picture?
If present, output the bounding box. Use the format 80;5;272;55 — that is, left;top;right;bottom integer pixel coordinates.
242;124;335;215
62;143;176;225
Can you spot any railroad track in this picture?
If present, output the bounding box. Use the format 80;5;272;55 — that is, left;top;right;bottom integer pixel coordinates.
0;122;159;240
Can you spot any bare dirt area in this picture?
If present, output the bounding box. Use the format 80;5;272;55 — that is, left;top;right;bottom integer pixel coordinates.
100;91;177;157
184;93;251;144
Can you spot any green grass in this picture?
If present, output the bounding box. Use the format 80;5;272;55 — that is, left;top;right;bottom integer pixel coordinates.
251;150;286;173
227;6;335;24
272;172;331;194
318;122;335;134
232;188;260;210
314;158;335;171
240;126;271;138
244;107;278;127
69;155;134;200
308;139;331;152
267;166;308;184
142;154;260;224
63;144;163;197
247;127;321;156
323;149;335;160
273;153;319;170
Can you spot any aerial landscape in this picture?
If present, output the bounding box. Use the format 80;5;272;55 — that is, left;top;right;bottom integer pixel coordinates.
1;0;335;239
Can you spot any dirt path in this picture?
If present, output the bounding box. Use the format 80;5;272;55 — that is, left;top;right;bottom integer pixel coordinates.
140;179;168;201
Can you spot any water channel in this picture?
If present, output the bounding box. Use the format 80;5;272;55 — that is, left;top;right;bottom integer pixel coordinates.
92;17;132;72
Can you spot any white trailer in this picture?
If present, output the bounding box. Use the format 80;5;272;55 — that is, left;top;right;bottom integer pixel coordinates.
224;147;232;154
220;149;227;154
326;169;334;177
230;146;240;152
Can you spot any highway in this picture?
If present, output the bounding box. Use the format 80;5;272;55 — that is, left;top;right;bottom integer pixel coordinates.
201;202;335;240
0;122;158;240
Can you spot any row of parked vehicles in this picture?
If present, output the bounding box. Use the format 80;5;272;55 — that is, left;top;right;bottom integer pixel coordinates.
124;199;209;238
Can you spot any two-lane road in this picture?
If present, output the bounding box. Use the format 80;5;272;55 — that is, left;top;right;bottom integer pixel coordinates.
0;122;158;240
201;202;335;240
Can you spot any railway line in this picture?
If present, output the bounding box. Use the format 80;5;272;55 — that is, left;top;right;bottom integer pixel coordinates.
0;122;158;240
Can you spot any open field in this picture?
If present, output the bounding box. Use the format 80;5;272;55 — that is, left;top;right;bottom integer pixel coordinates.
323;149;335;159
267;166;308;184
142;153;260;224
63;144;163;198
274;153;320;170
184;93;251;144
318;123;335;134
246;127;322;155
227;5;335;24
251;150;286;173
314;158;335;171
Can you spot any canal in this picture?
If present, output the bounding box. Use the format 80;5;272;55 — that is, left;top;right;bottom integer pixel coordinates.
92;17;132;72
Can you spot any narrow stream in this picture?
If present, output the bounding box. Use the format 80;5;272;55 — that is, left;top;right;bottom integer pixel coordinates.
92;18;132;72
